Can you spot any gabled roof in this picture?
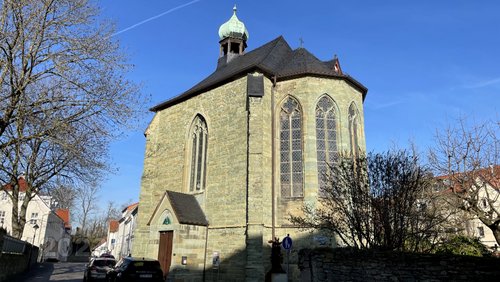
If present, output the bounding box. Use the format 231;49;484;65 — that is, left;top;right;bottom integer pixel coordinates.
436;165;500;192
2;176;29;192
109;220;119;233
151;36;367;112
166;191;208;226
55;209;71;229
121;202;139;213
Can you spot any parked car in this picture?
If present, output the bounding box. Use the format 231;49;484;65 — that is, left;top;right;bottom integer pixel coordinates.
100;253;115;259
83;257;117;282
106;257;164;282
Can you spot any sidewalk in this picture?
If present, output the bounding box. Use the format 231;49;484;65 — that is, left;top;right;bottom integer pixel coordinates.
12;262;54;282
17;262;86;282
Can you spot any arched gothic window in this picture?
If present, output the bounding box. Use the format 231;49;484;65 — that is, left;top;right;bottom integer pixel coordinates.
316;96;338;193
188;115;208;192
280;97;303;198
348;103;360;158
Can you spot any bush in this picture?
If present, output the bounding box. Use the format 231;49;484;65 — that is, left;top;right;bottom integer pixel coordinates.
435;236;490;257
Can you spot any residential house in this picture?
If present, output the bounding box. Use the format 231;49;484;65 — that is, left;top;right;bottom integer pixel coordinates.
0;176;72;261
106;220;119;256
113;203;138;259
92;238;108;257
436;165;500;250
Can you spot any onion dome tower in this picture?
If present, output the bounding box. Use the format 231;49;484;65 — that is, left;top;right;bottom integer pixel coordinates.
218;5;249;65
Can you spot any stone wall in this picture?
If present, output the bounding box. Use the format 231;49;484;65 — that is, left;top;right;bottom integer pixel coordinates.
298;248;500;281
134;76;250;280
0;234;39;282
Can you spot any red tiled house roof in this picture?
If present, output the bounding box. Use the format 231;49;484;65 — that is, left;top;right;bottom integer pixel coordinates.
56;208;71;229
2;176;29;192
109;220;119;233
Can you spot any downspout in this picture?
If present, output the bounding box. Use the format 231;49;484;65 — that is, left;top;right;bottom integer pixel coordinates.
271;75;277;240
202;224;209;282
246;81;251;235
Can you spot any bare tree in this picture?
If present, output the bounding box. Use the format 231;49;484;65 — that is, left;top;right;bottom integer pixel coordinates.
0;0;144;238
75;184;99;235
290;151;446;252
49;182;78;210
105;201;122;223
86;201;122;250
429;117;500;245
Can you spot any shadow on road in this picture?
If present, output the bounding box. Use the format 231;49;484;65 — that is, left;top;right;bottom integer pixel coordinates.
16;262;86;282
15;263;54;282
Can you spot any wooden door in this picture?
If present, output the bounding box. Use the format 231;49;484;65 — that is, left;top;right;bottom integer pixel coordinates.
158;231;173;277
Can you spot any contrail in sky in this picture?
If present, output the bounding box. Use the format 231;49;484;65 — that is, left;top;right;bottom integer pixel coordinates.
111;0;201;37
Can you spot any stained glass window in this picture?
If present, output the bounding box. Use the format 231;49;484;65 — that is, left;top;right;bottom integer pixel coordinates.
189;115;208;192
163;217;171;225
280;97;303;198
316;96;337;194
349;103;359;158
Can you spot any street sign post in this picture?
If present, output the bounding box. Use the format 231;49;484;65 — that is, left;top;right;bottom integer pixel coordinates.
282;235;292;250
282;234;292;279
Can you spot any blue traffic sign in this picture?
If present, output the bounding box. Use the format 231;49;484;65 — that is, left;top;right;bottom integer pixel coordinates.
282;235;292;250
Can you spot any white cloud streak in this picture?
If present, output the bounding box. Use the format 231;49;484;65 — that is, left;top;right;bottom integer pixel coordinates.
111;0;202;37
462;77;500;89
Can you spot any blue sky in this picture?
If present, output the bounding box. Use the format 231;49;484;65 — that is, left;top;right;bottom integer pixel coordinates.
97;0;500;207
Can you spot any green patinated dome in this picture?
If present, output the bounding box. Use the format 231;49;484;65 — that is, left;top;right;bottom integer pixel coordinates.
218;5;249;41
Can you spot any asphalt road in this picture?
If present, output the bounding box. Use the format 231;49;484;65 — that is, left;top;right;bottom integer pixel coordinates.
16;262;86;282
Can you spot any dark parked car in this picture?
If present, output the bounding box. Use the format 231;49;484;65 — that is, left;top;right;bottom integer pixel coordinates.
100;253;115;259
106;257;164;282
84;257;116;282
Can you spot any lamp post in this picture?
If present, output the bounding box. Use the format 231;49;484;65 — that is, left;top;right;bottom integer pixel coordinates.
32;223;39;245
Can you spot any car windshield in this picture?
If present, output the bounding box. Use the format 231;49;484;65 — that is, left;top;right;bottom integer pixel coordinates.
93;259;116;267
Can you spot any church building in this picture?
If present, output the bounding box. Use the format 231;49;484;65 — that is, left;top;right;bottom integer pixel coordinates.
133;6;368;281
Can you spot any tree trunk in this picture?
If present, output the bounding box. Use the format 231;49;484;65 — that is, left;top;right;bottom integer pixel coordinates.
491;225;500;247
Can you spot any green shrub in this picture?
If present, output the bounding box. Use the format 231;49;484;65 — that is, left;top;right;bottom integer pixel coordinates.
435;236;490;257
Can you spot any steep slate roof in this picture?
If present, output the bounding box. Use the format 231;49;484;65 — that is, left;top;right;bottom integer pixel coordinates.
151;36;367;112
166;191;208;226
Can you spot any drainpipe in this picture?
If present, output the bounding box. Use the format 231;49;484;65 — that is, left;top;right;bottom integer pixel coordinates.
271;75;277;240
202;224;209;282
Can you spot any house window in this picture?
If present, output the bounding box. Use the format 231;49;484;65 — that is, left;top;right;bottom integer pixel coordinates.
316;96;338;194
1;192;7;201
478;226;485;237
30;212;39;225
188;115;208;192
482;198;488;208
348;103;360;157
280;97;303;198
0;210;5;225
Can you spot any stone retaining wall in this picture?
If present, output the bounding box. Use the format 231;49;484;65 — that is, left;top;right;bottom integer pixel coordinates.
298;248;500;281
0;234;39;282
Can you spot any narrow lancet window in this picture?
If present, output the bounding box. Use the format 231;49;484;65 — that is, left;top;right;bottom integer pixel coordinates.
280;97;304;198
316;96;338;193
189;115;208;192
349;103;360;158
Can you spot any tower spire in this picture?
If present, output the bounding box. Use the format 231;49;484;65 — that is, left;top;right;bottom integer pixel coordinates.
217;6;249;66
